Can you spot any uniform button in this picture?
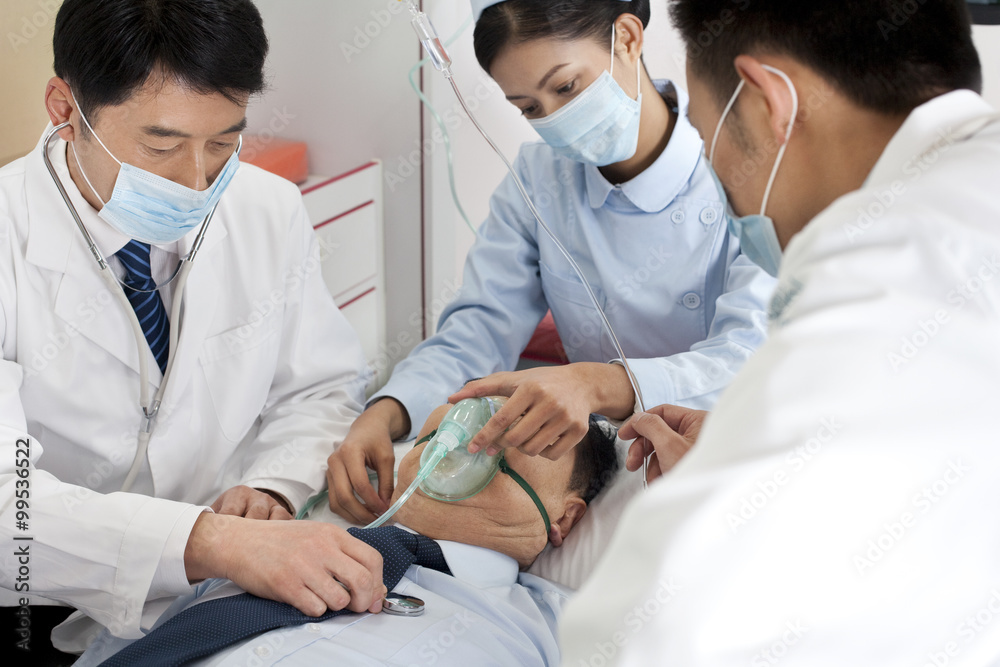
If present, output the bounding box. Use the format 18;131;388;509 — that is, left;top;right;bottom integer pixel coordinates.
670;210;686;224
700;207;719;225
255;645;273;658
306;623;321;633
682;293;702;309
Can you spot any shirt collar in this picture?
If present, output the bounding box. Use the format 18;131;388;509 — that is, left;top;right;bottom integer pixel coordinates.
866;89;997;189
396;523;520;588
585;80;704;212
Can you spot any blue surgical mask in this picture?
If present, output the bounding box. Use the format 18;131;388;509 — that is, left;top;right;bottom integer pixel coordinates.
71;92;241;245
527;25;642;167
706;65;799;278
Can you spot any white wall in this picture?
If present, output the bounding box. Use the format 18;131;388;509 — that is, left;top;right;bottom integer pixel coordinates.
247;0;426;372
973;24;1000;107
0;0;58;167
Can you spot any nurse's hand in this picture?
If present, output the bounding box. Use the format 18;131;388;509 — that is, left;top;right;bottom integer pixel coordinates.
326;398;411;525
210;485;292;520
620;404;707;484
185;513;386;617
450;363;635;460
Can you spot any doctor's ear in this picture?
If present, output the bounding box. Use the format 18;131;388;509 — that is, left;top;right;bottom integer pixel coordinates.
612;14;645;63
733;55;798;147
44;77;78;143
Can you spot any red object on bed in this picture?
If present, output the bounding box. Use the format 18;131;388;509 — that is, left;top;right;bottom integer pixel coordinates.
521;311;569;365
240;136;310;185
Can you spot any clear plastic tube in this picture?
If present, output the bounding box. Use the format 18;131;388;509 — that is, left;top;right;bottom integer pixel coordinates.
365;442;449;529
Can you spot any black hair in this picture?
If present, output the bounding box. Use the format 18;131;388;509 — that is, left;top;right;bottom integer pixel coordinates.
474;0;652;74
669;0;982;115
54;0;269;125
570;416;621;505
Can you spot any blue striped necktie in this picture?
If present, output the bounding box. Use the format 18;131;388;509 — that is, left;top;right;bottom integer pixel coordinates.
99;527;452;667
116;240;170;374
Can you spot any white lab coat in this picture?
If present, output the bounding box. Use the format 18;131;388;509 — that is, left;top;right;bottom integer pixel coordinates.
0;130;370;640
560;90;1000;666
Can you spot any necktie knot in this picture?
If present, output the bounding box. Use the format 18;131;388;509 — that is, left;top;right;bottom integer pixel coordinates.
116;240;155;290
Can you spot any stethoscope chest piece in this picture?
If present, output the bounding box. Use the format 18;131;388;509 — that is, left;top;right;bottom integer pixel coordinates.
382;594;426;617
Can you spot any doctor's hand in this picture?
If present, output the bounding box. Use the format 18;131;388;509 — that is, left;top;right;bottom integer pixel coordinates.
449;363;635;460
620;404;707;484
185;513;386;617
210;485;292;520
327;398;411;525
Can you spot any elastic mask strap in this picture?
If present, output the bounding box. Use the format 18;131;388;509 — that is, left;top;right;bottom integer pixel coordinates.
499;458;551;537
413;429;437;448
70;90;122;166
757;65;799;217
609;24;642;102
71;142;107;207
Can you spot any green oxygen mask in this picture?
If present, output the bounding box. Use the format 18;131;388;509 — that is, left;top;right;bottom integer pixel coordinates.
365;397;550;536
418;396;506;501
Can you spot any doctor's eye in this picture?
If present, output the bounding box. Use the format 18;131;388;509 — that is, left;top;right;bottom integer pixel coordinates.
556;81;576;96
519;105;540;117
144;145;177;157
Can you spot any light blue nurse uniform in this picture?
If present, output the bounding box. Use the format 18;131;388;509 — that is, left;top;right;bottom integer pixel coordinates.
373;82;777;438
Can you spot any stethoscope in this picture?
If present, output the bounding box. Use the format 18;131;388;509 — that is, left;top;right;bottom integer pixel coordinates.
40;122;224;492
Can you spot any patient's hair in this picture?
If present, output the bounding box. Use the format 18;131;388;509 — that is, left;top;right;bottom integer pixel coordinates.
54;0;268;127
474;0;652;74
669;0;981;115
569;416;620;505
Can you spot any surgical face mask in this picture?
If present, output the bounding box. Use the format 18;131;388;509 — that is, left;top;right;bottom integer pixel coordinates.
527;25;643;167
417;398;551;535
706;65;799;278
70;92;241;245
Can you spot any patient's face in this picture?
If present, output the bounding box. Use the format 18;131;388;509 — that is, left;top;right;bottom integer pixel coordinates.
393;429;582;568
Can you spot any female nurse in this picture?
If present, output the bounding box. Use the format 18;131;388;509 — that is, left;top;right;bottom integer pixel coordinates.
327;0;776;524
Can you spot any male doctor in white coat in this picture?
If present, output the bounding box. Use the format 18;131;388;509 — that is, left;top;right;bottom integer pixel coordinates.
0;0;385;659
560;0;1000;665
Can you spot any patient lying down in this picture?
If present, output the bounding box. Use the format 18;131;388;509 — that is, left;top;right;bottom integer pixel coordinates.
77;408;620;667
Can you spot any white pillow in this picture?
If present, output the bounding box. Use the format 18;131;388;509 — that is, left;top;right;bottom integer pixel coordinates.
527;436;644;591
307;440;645;592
